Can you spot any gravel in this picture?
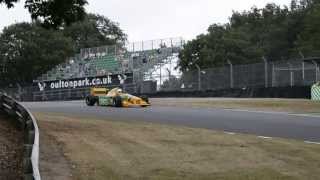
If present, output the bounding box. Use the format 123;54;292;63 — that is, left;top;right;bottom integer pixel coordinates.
0;114;24;180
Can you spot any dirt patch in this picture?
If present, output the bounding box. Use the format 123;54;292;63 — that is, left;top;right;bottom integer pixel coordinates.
34;112;320;180
0;114;24;180
38;122;73;179
150;98;320;113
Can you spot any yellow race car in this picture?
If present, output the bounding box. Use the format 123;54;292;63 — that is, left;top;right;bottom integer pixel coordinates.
85;87;150;107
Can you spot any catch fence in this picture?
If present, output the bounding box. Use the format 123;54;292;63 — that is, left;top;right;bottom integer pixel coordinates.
158;58;320;92
2;57;320;101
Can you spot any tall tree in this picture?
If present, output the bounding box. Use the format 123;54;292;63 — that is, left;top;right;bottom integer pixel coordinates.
63;14;127;52
0;0;87;28
178;1;320;71
295;2;320;56
0;22;74;85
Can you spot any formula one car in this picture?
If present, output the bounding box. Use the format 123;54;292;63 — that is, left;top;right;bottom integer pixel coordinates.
85;87;150;107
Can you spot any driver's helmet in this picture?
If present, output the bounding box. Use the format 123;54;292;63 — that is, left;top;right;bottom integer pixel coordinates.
117;89;123;93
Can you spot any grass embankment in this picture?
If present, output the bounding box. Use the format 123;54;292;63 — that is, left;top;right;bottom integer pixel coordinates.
35;112;320;180
151;98;320;113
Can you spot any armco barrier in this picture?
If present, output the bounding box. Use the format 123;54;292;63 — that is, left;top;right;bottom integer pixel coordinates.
0;93;41;180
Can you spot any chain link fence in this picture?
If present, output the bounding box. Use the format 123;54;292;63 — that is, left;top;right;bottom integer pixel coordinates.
2;57;319;101
158;58;320;92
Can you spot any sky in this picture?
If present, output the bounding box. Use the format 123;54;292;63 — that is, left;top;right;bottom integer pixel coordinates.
0;0;291;42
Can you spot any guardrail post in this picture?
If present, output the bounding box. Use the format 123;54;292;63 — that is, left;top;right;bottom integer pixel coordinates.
23;157;33;174
24;144;33;158
20;110;29;130
23;174;34;180
25;130;35;145
8;101;16;117
26;119;35;130
9;102;20;129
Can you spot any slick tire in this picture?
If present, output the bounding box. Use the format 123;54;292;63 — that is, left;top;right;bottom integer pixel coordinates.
86;96;96;106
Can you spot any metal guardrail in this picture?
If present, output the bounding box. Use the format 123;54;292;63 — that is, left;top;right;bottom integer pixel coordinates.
0;93;41;180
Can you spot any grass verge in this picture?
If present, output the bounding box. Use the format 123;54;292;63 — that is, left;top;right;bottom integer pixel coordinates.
35;112;320;180
151;98;320;113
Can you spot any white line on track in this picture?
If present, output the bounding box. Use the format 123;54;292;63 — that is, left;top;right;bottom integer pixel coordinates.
304;141;320;145
257;136;273;139
224;131;236;135
223;108;320;118
223;108;287;115
290;114;320;118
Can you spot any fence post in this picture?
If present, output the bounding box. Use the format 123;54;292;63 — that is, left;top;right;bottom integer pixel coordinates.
141;41;144;51
166;68;172;91
272;62;275;87
300;52;305;85
195;64;201;91
159;63;162;87
302;61;305;85
263;57;268;88
227;60;234;88
312;60;318;82
287;62;294;87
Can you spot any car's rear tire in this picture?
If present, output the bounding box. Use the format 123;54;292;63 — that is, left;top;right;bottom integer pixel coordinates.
113;96;122;107
86;96;96;106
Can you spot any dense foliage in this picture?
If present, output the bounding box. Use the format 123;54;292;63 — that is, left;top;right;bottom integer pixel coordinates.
0;14;126;86
64;14;127;52
0;22;73;85
178;0;320;71
0;0;87;28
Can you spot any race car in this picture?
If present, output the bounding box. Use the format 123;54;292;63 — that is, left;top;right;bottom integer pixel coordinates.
85;87;150;107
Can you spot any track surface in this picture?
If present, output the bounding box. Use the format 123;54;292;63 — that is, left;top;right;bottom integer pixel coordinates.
23;101;320;142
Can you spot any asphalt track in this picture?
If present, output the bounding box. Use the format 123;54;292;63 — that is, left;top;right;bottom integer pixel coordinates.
23;100;320;142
